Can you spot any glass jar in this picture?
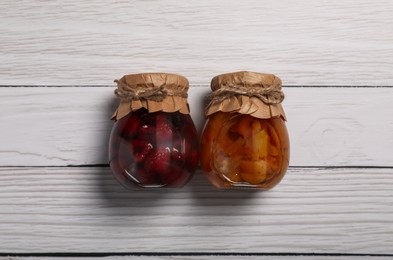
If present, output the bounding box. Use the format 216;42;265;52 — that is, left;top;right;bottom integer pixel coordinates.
109;73;199;188
200;71;290;189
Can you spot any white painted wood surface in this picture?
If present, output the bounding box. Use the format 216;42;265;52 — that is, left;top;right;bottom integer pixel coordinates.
5;256;393;260
0;87;392;167
1;167;393;254
0;0;392;85
1;0;393;258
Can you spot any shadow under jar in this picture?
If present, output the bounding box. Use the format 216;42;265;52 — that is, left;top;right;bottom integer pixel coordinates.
109;73;199;188
200;71;290;189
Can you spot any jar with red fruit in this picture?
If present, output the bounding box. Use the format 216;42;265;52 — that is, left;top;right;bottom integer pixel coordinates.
109;73;199;188
200;71;290;189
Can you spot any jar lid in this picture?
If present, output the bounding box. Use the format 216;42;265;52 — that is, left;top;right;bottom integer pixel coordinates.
111;73;190;121
118;73;189;95
206;71;286;120
211;71;282;92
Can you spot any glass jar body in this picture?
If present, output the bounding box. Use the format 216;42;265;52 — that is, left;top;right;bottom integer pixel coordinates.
109;108;199;188
200;112;289;189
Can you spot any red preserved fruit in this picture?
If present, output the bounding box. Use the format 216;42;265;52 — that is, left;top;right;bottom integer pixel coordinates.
109;108;199;189
161;165;189;187
108;137;136;189
155;114;174;142
132;140;153;163
185;118;199;170
134;168;160;186
171;146;184;162
145;147;171;176
119;109;145;140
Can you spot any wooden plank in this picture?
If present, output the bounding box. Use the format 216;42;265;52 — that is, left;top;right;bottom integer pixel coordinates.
4;255;392;260
0;87;392;167
0;167;392;254
0;0;392;85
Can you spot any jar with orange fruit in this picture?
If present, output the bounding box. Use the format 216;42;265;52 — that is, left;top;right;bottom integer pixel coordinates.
200;71;289;189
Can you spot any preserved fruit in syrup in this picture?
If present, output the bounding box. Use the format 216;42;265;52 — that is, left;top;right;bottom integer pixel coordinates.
109;73;198;188
200;71;289;189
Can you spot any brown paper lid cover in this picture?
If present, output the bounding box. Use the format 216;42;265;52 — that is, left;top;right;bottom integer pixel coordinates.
206;71;286;120
111;73;190;120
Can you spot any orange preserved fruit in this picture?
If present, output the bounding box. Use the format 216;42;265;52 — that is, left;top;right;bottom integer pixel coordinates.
239;160;267;184
200;112;289;189
199;112;230;172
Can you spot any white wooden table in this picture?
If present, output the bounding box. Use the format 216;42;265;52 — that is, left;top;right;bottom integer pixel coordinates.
1;1;393;259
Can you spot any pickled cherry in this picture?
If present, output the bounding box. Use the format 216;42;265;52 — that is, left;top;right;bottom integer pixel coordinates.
109;108;199;188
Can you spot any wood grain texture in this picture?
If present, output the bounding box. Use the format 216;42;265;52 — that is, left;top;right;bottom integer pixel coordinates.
0;0;392;85
0;87;392;167
1;1;393;257
0;167;392;254
4;256;393;260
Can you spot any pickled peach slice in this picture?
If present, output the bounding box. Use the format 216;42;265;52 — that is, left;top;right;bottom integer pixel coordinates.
239;160;267;185
201;112;230;143
266;121;282;176
267;156;277;172
238;129;269;161
216;116;244;155
251;120;262;135
216;123;235;150
269;145;279;157
250;129;269;160
200;112;231;172
232;115;254;138
225;138;244;156
267;122;281;154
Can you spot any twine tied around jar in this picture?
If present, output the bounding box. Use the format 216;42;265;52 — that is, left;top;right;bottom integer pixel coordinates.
114;79;188;102
207;83;284;107
111;73;190;121
205;71;287;120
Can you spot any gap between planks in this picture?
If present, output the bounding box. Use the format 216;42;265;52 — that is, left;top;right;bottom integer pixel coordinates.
1;253;393;260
